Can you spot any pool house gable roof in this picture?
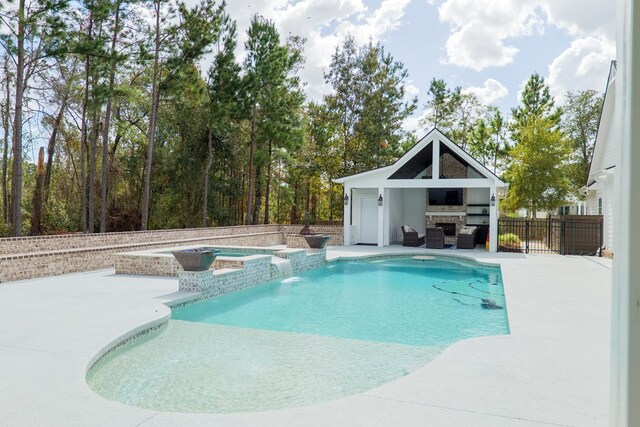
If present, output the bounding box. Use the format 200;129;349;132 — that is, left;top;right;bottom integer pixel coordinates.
335;127;507;188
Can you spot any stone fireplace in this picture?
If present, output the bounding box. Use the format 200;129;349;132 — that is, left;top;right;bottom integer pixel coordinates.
426;215;467;244
436;222;457;236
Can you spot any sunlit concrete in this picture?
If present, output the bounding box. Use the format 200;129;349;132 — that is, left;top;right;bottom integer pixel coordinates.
0;247;611;426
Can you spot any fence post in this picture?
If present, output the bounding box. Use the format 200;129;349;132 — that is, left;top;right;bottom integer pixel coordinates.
525;220;530;254
560;219;566;255
599;217;603;257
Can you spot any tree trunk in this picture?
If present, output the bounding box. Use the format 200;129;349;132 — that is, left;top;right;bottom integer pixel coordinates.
2;56;10;224
88;103;99;233
43;97;67;204
245;102;257;225
263;139;272;224
253;165;262;225
100;0;121;233
30;147;44;235
329;180;333;222
141;0;161;230
311;192;317;222
79;12;93;232
11;0;26;236
290;180;299;223
202;127;214;227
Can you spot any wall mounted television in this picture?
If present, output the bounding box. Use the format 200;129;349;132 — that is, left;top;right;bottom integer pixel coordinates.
428;188;463;206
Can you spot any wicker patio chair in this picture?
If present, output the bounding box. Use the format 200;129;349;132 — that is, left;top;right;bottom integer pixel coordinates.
425;227;445;249
401;225;425;247
457;226;478;249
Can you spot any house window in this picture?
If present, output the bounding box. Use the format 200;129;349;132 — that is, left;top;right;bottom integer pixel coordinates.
598;198;603;215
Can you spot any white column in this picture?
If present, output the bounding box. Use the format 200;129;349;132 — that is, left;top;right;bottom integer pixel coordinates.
377;187;384;247
343;186;351;246
489;186;498;252
432;139;440;180
383;188;391;245
611;0;640;424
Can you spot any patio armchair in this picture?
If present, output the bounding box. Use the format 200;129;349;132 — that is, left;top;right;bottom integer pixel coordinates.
425;227;445;249
457;226;478;249
401;225;425;247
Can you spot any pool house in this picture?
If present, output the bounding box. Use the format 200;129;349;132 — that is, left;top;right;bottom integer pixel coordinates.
335;128;508;252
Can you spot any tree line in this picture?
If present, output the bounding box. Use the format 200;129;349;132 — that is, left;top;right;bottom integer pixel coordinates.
0;0;604;236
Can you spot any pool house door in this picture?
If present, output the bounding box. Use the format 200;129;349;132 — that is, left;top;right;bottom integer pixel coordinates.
359;197;378;244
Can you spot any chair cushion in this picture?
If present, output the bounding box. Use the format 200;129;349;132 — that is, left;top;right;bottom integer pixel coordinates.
459;226;477;235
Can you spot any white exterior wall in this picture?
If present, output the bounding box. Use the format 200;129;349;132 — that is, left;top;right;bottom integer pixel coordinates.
403;189;426;234
386;188;426;244
605;176;615;252
586;184;604;215
603;125;619;170
467;188;490;205
387;189;403;244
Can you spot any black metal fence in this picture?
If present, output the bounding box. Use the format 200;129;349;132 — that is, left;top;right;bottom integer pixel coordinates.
498;215;603;255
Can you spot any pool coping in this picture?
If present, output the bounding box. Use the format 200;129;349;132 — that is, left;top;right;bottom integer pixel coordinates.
0;246;612;426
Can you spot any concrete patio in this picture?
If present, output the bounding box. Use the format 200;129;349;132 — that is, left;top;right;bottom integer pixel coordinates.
0;246;611;426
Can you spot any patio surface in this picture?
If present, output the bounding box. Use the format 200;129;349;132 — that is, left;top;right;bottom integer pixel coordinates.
0;246;611;426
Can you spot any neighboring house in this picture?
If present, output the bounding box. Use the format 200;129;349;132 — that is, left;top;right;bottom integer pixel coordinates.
586;60;618;256
334;128;508;252
555;196;588;216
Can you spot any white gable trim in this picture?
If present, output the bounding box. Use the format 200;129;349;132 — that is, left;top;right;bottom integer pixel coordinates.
335;127;507;187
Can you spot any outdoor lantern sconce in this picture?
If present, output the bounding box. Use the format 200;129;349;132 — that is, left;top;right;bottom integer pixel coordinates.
490;194;496;206
378;194;384;206
344;193;349;206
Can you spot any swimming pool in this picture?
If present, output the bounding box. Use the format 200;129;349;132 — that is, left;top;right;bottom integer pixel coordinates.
87;256;508;413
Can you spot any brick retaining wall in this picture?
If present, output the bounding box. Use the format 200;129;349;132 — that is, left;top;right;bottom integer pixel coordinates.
0;224;343;283
0;232;283;283
0;225;282;255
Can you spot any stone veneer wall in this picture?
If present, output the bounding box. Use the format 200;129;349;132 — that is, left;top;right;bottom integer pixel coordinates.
282;225;343;248
274;248;327;273
425;153;469;243
0;231;283;283
114;252;258;277
178;248;327;297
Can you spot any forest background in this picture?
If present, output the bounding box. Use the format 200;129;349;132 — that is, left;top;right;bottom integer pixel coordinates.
0;0;604;236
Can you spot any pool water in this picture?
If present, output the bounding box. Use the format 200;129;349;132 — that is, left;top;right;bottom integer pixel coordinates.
87;257;509;413
173;258;507;346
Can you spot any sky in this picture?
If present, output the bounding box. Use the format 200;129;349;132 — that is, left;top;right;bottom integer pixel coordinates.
218;0;615;134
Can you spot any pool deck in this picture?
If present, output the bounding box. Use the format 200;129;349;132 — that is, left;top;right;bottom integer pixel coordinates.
0;246;611;426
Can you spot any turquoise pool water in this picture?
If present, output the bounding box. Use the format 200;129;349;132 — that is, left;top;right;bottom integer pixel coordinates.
173;258;507;346
88;257;509;413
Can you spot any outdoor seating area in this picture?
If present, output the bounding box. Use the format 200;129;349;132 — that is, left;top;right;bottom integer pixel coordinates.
401;225;425;247
425;227;445;249
457;226;478;249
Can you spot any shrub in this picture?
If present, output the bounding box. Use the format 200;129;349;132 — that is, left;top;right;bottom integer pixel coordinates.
499;233;521;244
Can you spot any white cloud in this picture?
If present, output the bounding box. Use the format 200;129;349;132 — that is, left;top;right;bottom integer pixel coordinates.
434;0;615;73
335;0;411;44
220;0;411;101
463;79;509;104
436;0;542;70
547;36;615;101
538;0;615;42
405;83;420;101
403;110;430;135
